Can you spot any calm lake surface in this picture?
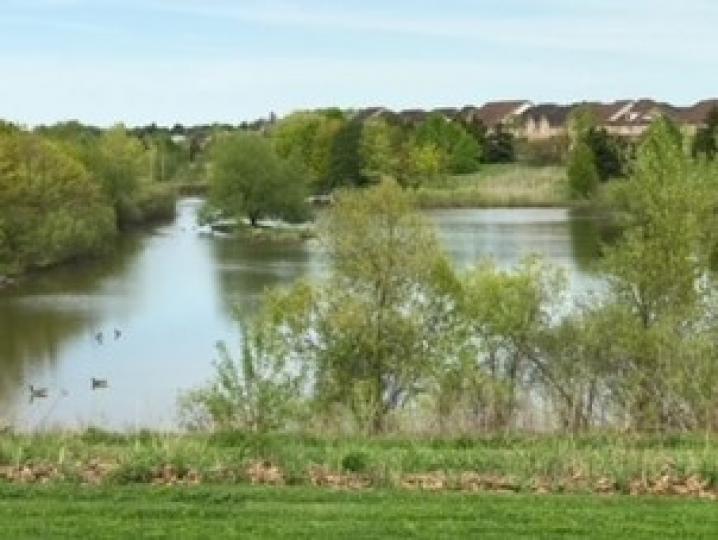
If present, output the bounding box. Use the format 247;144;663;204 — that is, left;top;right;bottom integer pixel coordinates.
0;199;602;430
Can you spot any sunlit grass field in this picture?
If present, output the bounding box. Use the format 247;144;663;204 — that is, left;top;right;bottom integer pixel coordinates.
1;484;716;539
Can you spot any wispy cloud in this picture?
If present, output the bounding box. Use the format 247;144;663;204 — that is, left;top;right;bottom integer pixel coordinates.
1;0;716;124
140;0;717;60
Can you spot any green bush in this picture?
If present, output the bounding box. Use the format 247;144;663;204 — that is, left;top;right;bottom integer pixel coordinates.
342;451;370;473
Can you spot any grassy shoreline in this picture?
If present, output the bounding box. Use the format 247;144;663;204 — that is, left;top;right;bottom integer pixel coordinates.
2;431;718;499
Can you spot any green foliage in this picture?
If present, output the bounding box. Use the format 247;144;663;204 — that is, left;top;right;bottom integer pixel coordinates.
359;118;402;182
179;322;305;433
567;106;628;181
436;257;566;430
584;128;627;180
415;114;481;174
145;133;191;183
568;116;718;430
692;106;718;160
327;120;365;189
209;132;309;226
604;117;714;324
567;140;599;198
516;136;569;166
133;182;178;223
568;105;598;143
404;141;443;187
85;125;147;227
272;111;346;189
457;119;488;153
341;450;370;472
262;180;459;433
0;130;115;273
482;125;515;163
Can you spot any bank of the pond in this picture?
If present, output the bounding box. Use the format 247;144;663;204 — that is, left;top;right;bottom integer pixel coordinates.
2;432;718;499
0;184;178;280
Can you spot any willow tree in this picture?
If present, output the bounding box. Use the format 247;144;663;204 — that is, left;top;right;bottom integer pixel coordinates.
210;132;309;226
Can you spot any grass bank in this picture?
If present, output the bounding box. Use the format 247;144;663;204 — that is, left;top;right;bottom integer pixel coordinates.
1;484;716;539
2;431;718;498
414;164;569;208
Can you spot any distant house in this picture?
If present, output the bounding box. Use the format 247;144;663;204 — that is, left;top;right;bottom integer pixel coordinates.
397;109;430;125
518;99;692;140
588;100;635;124
602;99;679;137
353;107;398;123
431;107;460;120
459;100;532;131
519;104;574;139
673;99;718;133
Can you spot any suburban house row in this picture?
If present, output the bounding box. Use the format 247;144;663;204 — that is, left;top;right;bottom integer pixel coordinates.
355;99;718;140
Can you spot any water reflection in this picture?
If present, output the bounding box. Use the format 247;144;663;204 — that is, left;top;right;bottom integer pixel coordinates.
0;234;144;419
567;208;604;272
426;207;601;294
0;200;602;430
210;235;325;319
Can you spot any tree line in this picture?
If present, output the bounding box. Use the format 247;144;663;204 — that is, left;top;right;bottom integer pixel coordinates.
184;117;718;435
205;109;534;227
0;122;188;275
208;105;711;227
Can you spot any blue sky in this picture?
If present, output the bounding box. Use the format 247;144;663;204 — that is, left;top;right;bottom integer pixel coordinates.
1;0;716;126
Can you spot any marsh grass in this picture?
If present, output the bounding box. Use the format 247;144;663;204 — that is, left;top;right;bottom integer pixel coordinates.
414;164;569;208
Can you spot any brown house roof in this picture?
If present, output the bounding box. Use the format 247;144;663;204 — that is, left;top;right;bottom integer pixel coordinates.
456;105;480;122
674;99;718;125
398;109;429;124
469;100;531;127
344;98;718;132
608;99;680;126
521;104;573;127
432;107;459;119
353;107;398;123
585;100;633;123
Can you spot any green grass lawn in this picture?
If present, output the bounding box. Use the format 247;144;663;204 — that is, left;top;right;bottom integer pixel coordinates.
1;484;716;539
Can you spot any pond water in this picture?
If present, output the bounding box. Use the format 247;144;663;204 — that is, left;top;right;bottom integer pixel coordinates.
0;199;602;430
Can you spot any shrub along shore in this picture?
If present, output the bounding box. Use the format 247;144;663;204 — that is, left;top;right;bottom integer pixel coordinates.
1;430;718;499
0;123;181;278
